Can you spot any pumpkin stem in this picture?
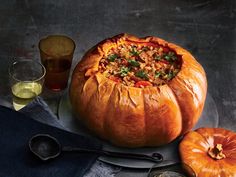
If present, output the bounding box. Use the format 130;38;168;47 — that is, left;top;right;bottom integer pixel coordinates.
208;143;226;160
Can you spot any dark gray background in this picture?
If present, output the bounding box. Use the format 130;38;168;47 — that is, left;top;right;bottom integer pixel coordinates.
0;0;235;176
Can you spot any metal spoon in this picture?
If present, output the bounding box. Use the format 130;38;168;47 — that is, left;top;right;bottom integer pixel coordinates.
29;134;163;163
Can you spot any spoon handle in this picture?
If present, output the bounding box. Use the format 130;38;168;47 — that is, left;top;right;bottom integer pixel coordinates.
62;146;163;163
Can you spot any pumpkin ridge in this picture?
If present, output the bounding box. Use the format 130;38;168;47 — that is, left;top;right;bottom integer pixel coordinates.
143;87;159;146
196;128;215;149
221;131;236;150
103;82;118;141
168;76;195;134
97;75;116;137
165;84;183;131
79;75;98;114
83;76;101;123
175;76;199;103
127;89;139;107
141;88;147;146
182;63;207;102
83;75;97;92
82;74;112;137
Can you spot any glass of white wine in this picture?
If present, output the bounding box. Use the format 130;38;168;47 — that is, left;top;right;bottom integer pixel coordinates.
9;59;46;111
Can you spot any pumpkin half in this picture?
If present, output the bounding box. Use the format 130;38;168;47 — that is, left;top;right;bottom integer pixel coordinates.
179;128;236;177
69;33;207;147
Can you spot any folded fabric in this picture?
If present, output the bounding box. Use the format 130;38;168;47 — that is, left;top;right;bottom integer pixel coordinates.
0;105;102;177
19;97;63;129
20;96;121;177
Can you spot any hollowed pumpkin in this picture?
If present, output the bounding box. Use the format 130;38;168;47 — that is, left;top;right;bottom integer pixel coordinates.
179;128;236;176
69;33;207;147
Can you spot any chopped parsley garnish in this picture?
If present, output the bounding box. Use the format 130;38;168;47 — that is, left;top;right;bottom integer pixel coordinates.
163;51;177;62
155;71;162;78
130;47;140;56
128;59;140;67
164;54;171;61
135;70;149;80
167;71;176;80
119;66;130;77
107;54;118;62
154;55;161;61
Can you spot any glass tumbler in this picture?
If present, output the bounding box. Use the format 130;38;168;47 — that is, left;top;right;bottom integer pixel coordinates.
38;35;75;91
9;59;46;111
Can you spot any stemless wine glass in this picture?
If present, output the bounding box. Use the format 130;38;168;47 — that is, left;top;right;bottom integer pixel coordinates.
38;35;75;91
9;59;46;111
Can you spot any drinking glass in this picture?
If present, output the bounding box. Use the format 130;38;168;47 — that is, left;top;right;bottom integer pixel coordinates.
38;35;75;91
9;59;46;111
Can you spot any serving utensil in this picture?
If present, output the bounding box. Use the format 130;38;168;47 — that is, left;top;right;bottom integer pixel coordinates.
29;134;163;163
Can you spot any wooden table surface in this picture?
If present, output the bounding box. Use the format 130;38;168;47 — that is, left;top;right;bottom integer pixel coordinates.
0;0;235;176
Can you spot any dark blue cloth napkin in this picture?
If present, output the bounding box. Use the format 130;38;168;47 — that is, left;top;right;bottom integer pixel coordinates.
0;105;102;177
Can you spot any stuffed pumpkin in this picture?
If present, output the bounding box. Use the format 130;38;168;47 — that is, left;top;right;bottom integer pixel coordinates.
69;33;207;147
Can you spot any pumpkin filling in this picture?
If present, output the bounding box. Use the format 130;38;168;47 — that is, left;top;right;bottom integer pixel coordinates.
208;143;226;160
98;42;182;87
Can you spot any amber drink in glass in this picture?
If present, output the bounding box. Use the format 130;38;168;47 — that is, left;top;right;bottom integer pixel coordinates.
39;35;75;91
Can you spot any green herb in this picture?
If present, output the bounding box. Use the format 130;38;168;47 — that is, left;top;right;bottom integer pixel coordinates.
154;55;161;61
107;54;118;62
130;47;140;56
168;51;177;59
164;54;171;61
119;66;130;77
167;71;176;80
155;71;162;78
135;70;149;80
128;59;140;67
163;52;177;62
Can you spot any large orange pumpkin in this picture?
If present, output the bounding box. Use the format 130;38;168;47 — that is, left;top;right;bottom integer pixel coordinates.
69;33;207;147
179;128;236;176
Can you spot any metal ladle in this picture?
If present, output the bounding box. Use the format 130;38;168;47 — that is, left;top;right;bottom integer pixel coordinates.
29;134;163;163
